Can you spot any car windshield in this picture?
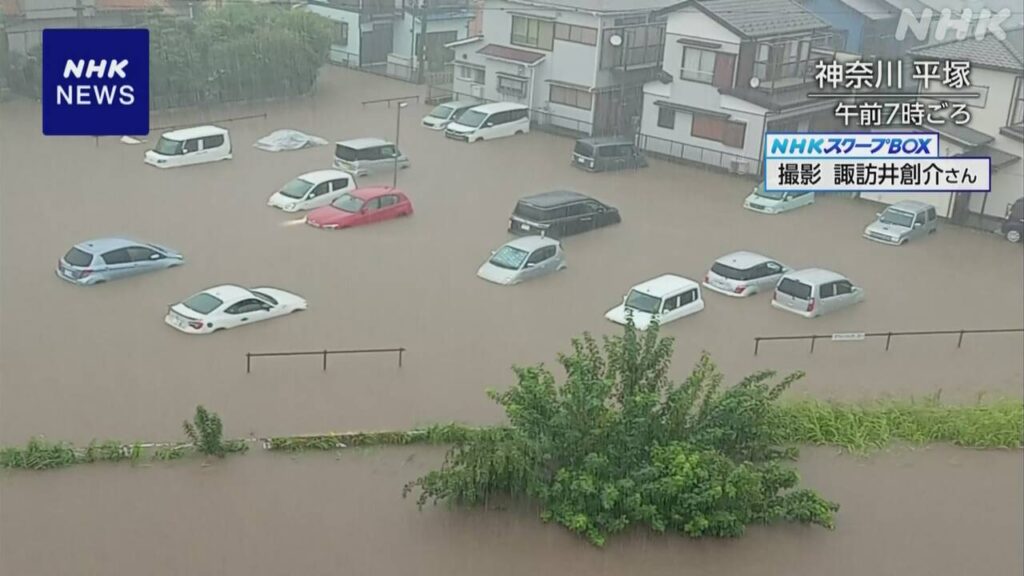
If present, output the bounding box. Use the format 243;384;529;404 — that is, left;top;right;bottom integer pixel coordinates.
63;247;93;267
153;136;183;156
331;193;364;213
777;278;812;300
513;202;549;222
428;105;454;120
279;178;314;199
489;246;529;270
574;141;594;157
335;144;358;162
456;110;486;128
624;290;662;315
182;293;224;315
879;208;915;227
755;185;787;200
711;262;756;281
250;290;278;306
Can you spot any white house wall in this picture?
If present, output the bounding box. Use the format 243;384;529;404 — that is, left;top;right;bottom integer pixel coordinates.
306;4;361;67
392;11;472;69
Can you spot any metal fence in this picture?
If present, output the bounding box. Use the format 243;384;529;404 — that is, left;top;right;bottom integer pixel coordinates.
752;328;1024;356
245;347;406;373
637;133;762;177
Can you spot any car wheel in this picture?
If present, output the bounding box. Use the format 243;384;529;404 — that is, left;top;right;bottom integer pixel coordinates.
515;130;524;135
1008;229;1022;243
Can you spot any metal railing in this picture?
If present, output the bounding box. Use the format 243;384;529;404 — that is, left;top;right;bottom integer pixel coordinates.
637;133;761;176
245;347;406;373
752;328;1024;356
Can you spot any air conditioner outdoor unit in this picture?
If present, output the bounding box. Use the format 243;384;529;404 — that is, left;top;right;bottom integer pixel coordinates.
729;159;745;174
470;84;484;99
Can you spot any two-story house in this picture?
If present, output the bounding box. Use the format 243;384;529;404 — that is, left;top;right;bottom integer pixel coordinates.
638;0;838;174
447;0;678;136
860;25;1023;226
798;0;918;57
388;0;475;82
306;0;403;70
3;0;165;56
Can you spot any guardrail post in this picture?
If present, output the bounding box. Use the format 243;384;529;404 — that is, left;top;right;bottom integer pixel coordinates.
885;332;892;351
323;349;328;372
246;352;251;374
957;330;965;348
810;335;816;354
398;348;404;367
754;338;760;356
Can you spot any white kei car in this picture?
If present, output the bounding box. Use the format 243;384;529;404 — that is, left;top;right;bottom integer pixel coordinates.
165;284;307;334
267;170;357;212
605;274;705;330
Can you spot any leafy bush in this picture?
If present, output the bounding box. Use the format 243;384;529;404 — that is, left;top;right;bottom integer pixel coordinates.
183;405;247;457
403;320;839;546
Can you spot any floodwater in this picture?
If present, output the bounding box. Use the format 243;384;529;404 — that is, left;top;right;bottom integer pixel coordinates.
1;66;1023;576
1;446;1022;575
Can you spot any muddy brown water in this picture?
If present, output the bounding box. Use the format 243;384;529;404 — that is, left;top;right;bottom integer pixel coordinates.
1;446;1022;576
1;66;1023;575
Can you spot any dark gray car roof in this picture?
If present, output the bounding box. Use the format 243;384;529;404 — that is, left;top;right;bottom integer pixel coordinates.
519;190;595;208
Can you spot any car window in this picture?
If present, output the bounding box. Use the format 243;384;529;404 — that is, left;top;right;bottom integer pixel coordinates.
927;208;936;221
513;202;549;222
380;195;398;208
565;203;588;217
127;246;160;262
64;247;94;267
777;278;812;300
101;248;131;265
201;134;224;149
378;146;396;159
182;138;201;154
309;182;329;198
835;281;853;295
574;141;594;157
225;299;267;314
662;294;680;312
711;262;755;281
183;293;223;315
250;290;278;306
583;201;603;213
528;245;556;263
489;111;508;125
820;282;837;298
679;289;697;306
765;262;783;274
330;178;350;192
365;197;383;211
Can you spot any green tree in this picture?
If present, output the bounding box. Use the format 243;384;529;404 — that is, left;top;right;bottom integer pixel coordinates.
404;319;838;546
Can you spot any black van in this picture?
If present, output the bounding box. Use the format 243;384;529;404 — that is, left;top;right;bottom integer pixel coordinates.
508;190;621;238
1000;197;1023;243
571;137;648;172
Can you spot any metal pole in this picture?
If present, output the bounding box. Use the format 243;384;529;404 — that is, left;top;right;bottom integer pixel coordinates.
619;30;627;136
754;338;760;356
322;349;328;372
957;330;965;348
393;104;402;188
398;348;404;367
810;335;816;354
885;332;892;351
246;352;251;374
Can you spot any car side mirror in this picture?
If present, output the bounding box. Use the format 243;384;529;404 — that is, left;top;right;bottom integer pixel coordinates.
525;262;536;268
914;222;922;228
485;122;494;127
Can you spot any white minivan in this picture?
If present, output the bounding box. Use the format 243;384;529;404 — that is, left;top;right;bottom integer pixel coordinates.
145;126;232;168
444;102;530;143
267;170;357;212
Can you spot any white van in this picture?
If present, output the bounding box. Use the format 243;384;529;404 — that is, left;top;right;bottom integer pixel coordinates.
333;138;410;177
145;126;232;168
444;102;530;143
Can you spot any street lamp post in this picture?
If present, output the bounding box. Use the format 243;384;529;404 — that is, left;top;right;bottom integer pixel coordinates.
393;101;408;188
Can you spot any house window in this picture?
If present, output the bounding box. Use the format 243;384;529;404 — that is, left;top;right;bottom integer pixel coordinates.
657;107;675;129
555;23;597;46
1009;76;1024;127
497;75;528;98
550;85;592;110
691;114;746;149
336;22;349;47
680;47;715;84
512;15;554;51
458;64;485;84
601;24;665;69
753;39;811;82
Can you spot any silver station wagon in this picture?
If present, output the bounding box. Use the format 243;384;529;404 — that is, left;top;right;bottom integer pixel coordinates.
477;236;567;285
771;268;864;318
57;237;184;285
703;251;789;297
863;200;937;245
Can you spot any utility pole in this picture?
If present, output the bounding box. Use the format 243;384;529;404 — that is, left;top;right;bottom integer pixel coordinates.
416;0;429;85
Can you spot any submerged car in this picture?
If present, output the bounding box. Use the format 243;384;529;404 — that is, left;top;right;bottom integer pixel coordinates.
703;251;789;297
57;238;184;285
863;200;937;245
509;190;620;239
144;125;232;169
267;170;356;213
333;138;410;177
165;284;307;334
571;136;648;172
305;187;413;229
421;100;477;130
743;183;814;214
771;269;864;318
998;197;1022;243
605;274;704;330
477;236;566;285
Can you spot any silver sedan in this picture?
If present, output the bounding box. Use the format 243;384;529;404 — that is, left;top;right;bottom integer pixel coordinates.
703;251;789;297
477;236;566;285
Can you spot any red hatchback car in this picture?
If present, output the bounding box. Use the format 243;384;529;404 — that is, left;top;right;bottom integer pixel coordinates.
305;186;413;229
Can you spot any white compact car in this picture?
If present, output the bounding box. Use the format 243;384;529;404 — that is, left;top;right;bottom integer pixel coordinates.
771;269;864;318
267;170;357;212
165;284;307;334
605;274;704;330
145;125;232;168
703;251;789;297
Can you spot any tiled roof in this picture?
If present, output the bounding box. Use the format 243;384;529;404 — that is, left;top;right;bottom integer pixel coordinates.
477;43;546;65
695;0;831;39
838;0;898;20
909;26;1024;72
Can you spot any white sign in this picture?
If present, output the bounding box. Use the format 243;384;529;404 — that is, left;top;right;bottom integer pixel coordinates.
831;332;866;341
764;158;991;192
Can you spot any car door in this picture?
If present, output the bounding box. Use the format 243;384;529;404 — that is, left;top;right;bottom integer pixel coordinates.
303;181;332;209
361;197;385;224
817;281;838;315
323;177;353;206
99;248;135;279
831;280;860;310
659;293;683;324
201;134;225;160
520;247;550;281
224;298;272;327
126;245;165;275
925;207;937;233
180;138;204;166
529;245;559;279
677;288;703;318
756;262;785;292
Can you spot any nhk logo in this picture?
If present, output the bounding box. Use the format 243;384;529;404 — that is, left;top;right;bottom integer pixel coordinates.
42;28;149;136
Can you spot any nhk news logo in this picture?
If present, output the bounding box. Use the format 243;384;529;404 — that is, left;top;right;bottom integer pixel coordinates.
42;28;149;136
